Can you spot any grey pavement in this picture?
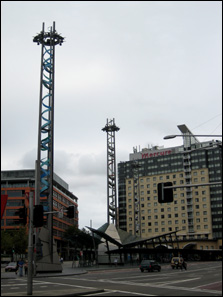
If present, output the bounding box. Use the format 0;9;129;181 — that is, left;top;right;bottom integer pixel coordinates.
1;261;88;279
1;261;139;296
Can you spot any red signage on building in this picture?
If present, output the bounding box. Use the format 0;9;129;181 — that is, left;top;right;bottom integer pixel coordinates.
1;195;8;219
141;150;172;159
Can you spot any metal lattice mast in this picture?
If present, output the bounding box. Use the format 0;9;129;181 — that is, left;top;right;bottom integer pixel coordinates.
33;22;64;262
102;119;120;226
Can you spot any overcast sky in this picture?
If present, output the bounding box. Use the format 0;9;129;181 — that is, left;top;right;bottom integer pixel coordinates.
1;1;222;229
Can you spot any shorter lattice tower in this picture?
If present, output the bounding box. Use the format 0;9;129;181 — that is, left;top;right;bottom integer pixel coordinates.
102;119;120;226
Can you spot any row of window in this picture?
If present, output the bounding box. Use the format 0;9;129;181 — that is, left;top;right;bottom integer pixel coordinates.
53;190;77;205
129;212;209;220
129;224;210;234
128;203;209;213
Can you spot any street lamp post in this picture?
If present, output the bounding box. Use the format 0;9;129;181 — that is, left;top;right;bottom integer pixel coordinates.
164;134;222;140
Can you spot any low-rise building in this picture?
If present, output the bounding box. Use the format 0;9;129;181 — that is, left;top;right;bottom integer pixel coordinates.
1;169;78;258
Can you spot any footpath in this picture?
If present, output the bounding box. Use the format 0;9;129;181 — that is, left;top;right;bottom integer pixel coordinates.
1;261;139;296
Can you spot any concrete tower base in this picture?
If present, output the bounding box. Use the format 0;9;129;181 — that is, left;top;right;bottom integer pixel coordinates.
36;227;62;273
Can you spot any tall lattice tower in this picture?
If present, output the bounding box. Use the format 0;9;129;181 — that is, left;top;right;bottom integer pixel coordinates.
33;22;64;263
102;119;120;226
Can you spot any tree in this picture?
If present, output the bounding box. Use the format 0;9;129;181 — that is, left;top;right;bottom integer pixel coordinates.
63;226;101;259
1;230;13;254
1;227;28;255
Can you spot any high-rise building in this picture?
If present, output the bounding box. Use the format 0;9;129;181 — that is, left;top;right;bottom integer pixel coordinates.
1;169;78;257
118;127;222;250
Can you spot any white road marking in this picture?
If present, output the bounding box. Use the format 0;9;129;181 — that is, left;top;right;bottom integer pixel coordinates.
87;290;156;296
60;276;222;295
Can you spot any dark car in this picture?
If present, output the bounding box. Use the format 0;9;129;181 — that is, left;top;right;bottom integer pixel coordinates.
139;260;161;272
5;262;17;272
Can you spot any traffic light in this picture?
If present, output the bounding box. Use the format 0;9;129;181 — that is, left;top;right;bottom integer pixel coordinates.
33;205;44;227
15;206;27;225
158;182;173;203
66;205;75;218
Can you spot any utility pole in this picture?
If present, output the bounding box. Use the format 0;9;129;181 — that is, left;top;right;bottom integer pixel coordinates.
27;191;34;295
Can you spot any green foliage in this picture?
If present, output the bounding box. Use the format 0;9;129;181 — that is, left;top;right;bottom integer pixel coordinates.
1;227;28;254
63;226;100;250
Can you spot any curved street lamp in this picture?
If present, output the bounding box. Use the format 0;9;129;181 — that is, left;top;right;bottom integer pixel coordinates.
164;134;222;140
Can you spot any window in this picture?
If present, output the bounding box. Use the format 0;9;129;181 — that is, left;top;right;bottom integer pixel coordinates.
7;190;23;197
6;209;18;216
6;200;24;206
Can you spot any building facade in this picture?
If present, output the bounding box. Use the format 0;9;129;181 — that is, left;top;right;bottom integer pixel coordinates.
1;169;78;256
118;135;222;250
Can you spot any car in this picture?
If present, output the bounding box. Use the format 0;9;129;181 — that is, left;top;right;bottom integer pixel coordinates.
171;257;187;270
5;262;17;272
139;260;161;272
